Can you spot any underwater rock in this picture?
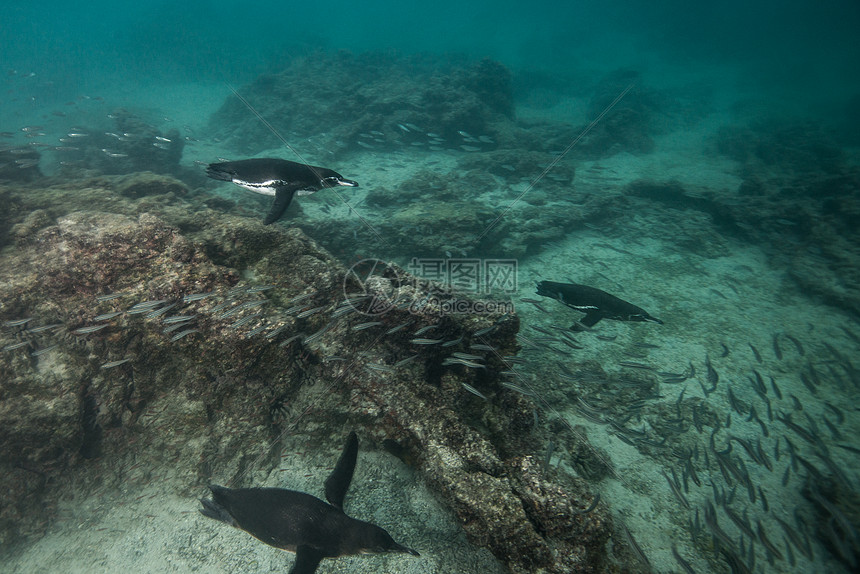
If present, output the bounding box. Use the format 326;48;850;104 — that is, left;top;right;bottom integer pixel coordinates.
9;209;52;247
207;52;514;156
0;198;611;571
574;69;660;157
715;118;844;174
305;158;603;261
115;171;189;199
334;273;611;572
624;173;860;315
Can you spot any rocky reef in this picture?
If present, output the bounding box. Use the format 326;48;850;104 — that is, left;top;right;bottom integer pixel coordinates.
0;172;613;572
208;52;514;157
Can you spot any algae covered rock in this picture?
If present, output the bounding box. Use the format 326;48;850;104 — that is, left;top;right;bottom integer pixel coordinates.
208;52;515;156
0;204;611;572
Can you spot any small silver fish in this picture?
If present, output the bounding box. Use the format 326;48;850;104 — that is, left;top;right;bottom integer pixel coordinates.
468;344;494;352
245;325;267;338
26;323;63;334
295;305;326;319
93;311;122;321
278;334;303;347
410;338;443;345
162;314;196;324
352;321;383;331
182;292;214;303
451;352;483;360
413;324;439;336
461;382;487;400
209;300;234;314
73;324;109;335
145;302;177;319
265;325;288;339
101;358;131;369
30;344;58;357
331;305;358;319
127;299;167;312
96;293;126;303
442;357;486;368
364;363;395;373
500;381;534;396
394;354;420;368
3;341;29;351
230;313;261;329
385;320;414;335
303;321;335;345
237;300;268;310
163;322;192;334
169;329;199;342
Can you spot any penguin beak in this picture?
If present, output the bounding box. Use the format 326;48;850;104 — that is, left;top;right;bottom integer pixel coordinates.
322;176;359;188
383;542;419;556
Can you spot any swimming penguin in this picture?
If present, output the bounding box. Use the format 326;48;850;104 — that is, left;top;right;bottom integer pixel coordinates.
536;280;663;329
206;158;358;225
200;431;418;574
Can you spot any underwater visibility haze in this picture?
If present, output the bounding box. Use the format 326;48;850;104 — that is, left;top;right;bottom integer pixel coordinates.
2;1;860;573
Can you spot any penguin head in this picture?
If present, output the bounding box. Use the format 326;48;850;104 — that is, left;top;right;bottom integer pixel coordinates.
356;523;420;556
318;169;359;189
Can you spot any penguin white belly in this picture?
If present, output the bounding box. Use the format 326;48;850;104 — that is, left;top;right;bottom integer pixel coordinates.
234;179;281;196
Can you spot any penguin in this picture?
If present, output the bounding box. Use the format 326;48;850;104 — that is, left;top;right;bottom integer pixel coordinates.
535;280;663;329
200;431;419;574
206;158;358;225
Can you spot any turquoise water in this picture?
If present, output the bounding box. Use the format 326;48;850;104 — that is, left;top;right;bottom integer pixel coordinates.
3;1;859;100
2;1;860;573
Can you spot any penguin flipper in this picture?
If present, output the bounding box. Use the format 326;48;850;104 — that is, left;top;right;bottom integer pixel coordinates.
570;310;604;331
578;311;604;328
290;545;324;574
324;431;358;511
263;188;297;225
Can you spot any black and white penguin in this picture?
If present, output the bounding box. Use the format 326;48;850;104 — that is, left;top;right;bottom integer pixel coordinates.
200;432;418;574
536;280;663;329
206;158;358;224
